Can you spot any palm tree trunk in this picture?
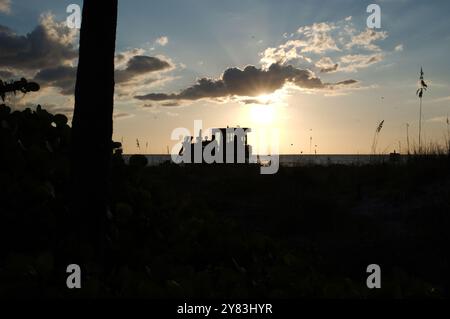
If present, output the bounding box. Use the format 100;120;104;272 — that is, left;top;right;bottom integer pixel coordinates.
70;0;118;256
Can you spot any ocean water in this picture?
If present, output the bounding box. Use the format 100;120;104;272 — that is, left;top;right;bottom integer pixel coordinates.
122;154;406;167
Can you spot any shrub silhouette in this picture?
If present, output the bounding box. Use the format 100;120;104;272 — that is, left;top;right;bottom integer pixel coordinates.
1;104;450;298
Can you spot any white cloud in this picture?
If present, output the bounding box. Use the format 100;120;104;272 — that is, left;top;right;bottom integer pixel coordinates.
297;22;340;53
395;44;404;52
155;36;169;46
345;29;388;52
260;41;313;69
260;17;389;74
339;54;384;72
316;57;338;73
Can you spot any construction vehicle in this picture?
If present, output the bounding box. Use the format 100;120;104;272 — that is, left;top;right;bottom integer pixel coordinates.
178;127;252;164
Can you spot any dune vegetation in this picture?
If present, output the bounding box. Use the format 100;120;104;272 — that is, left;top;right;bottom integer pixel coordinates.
1;104;449;298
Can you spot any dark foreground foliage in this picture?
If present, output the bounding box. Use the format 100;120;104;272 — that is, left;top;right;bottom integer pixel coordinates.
0;104;449;298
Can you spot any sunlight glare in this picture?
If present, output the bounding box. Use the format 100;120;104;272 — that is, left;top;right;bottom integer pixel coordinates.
250;104;275;124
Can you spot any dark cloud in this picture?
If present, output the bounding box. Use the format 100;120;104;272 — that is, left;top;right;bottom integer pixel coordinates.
138;93;178;101
34;65;77;95
33;55;173;95
160;101;180;107
1;17;174;98
0;18;78;71
135;63;355;102
241;98;272;105
320;63;338;73
115;55;172;84
367;56;381;64
334;79;358;86
339;54;383;72
113;112;133;120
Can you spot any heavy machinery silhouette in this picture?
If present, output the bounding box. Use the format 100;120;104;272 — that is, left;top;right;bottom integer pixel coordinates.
0;78;40;102
178;127;252;164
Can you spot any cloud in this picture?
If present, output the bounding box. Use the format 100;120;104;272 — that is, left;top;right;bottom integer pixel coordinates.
240;98;273;105
316;57;338;73
345;29;387;52
339;54;384;72
135;63;356;102
0;14;178;110
333;79;358;86
115;55;173;84
395;44;404;52
32;54;174;95
320;64;338;73
260;18;389;74
0;0;11;14
260;21;342;68
160;101;181;107
115;48;145;68
155;36;169;46
113;112;134;120
296;22;340;53
34;65;77;95
0;14;78;71
260;42;313;69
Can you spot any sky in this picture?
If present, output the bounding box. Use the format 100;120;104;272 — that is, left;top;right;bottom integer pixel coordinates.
1;0;450;154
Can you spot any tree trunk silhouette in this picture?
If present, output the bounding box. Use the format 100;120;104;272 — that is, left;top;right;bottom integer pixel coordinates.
70;0;118;257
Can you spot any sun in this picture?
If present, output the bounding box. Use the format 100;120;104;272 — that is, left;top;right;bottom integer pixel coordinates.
239;90;288;127
250;104;276;124
247;91;285;124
